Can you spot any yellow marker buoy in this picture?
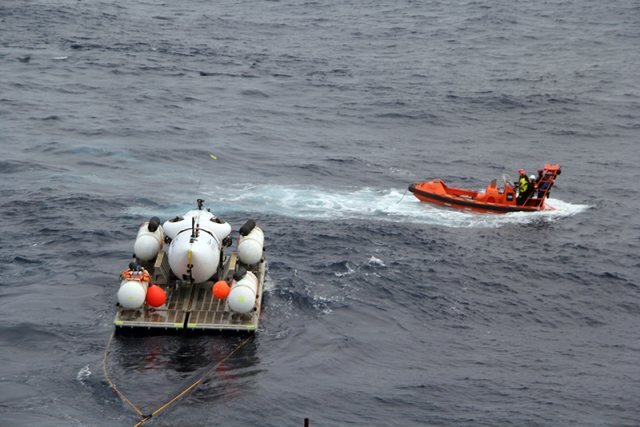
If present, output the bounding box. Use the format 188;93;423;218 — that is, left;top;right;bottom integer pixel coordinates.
208;154;217;160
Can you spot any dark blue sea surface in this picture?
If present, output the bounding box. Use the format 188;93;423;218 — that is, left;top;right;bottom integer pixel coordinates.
1;0;639;425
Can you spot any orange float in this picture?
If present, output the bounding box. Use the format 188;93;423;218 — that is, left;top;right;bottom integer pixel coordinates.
145;284;166;307
212;280;230;299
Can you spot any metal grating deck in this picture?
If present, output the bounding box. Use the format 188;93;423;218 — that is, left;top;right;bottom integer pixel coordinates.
114;252;266;332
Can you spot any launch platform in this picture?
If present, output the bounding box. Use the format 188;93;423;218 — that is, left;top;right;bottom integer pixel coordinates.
114;251;266;332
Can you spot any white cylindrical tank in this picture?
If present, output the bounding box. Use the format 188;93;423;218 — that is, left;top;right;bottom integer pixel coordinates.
133;221;164;261
117;280;149;309
238;226;264;265
228;271;258;314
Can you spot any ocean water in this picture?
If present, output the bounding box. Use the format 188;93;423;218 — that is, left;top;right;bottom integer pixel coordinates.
1;0;639;426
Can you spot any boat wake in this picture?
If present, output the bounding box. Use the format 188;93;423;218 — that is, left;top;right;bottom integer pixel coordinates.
129;185;589;228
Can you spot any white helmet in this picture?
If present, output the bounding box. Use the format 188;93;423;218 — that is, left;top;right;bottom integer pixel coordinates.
529;174;536;180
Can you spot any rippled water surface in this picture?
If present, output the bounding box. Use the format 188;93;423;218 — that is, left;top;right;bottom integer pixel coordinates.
1;0;639;426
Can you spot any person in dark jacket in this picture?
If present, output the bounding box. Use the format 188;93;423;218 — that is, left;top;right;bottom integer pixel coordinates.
536;168;551;198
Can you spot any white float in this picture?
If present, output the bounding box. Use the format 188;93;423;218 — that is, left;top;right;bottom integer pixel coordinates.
238;226;264;265
117;280;148;309
133;217;164;261
228;271;259;313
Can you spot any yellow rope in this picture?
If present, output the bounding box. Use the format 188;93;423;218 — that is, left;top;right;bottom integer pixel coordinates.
132;415;152;427
147;335;253;419
102;330;145;417
103;329;253;427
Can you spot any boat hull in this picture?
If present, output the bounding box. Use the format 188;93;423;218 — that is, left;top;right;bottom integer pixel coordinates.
409;183;544;214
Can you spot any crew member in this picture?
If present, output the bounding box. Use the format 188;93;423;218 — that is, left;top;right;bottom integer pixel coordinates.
536;168;551;198
538;169;560;198
516;169;529;205
529;174;539;201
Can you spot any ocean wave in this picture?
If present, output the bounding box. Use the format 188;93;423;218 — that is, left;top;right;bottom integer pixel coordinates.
123;184;590;228
145;184;589;229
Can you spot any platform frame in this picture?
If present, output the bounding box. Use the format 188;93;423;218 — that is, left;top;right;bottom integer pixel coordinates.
114;251;266;332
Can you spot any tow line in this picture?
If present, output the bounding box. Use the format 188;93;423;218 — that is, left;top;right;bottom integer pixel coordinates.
102;330;253;426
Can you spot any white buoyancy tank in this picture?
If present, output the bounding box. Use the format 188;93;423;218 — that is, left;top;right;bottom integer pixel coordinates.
238;226;264;265
117;280;149;309
133;217;164;261
164;210;231;283
228;271;258;313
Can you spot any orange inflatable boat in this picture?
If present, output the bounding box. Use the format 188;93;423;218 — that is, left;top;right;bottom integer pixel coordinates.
409;164;561;213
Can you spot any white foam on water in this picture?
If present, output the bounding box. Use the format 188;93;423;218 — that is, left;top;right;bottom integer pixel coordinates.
128;185;589;229
334;263;355;277
262;272;276;292
76;365;91;384
367;256;386;267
